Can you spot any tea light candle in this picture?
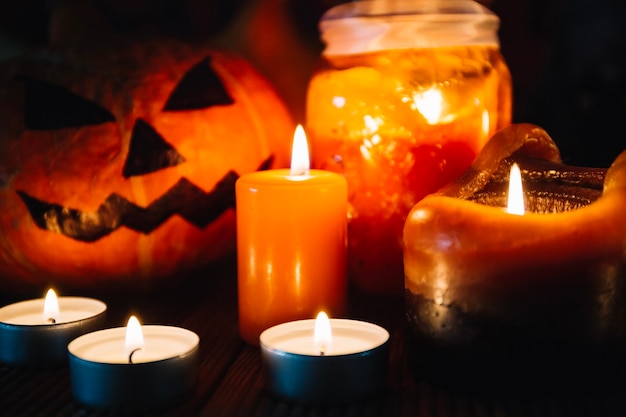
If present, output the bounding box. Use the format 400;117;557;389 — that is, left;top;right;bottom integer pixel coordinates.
0;289;106;367
236;125;348;345
68;315;199;410
260;312;389;405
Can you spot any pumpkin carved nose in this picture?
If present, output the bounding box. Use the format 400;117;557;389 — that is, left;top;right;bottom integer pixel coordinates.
122;119;186;178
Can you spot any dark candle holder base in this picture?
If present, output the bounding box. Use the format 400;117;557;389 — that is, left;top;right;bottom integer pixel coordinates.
405;292;626;394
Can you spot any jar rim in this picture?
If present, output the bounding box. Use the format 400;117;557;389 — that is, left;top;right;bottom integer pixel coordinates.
319;0;501;56
321;0;497;22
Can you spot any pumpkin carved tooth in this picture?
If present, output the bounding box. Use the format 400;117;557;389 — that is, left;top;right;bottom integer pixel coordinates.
17;172;237;242
16;155;274;242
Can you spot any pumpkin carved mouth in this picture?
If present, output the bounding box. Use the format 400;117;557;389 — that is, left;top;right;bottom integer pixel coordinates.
13;56;274;242
17;156;272;242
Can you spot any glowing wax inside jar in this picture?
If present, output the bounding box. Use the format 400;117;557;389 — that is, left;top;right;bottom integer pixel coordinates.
236;125;348;345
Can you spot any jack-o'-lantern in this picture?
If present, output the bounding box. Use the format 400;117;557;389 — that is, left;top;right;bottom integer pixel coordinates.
0;40;293;293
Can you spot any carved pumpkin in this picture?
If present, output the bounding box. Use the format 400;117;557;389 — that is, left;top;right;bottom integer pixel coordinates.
0;40;293;293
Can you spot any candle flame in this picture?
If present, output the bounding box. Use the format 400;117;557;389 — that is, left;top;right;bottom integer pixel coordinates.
43;289;60;323
413;87;443;125
506;163;525;215
124;315;145;362
290;124;310;176
313;311;332;356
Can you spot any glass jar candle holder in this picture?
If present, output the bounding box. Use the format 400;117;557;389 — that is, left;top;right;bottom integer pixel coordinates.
306;0;512;294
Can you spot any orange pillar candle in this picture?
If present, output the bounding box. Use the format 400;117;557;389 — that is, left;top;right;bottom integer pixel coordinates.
236;125;348;345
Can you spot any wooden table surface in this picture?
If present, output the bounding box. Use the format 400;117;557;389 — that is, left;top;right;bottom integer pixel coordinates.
1;258;625;417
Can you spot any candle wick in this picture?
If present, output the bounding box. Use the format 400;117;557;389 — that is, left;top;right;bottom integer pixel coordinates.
47;317;56;324
128;348;143;364
290;167;309;176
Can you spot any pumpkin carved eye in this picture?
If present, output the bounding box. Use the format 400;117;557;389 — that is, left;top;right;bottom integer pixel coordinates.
163;57;234;111
122;119;186;178
17;74;115;130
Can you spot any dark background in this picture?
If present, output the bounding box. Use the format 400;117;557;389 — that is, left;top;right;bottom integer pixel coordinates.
0;0;624;167
492;0;626;167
